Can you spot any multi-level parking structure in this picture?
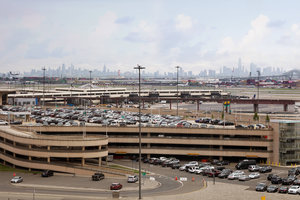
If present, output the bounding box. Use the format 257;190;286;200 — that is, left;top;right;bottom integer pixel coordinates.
0;126;108;175
22;125;277;164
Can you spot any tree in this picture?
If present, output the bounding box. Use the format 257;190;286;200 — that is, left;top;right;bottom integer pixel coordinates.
211;114;214;119
253;112;259;121
265;114;270;123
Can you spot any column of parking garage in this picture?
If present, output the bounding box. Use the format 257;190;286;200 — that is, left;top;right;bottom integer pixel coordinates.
82;146;85;166
147;132;151;158
47;145;51;163
219;135;223;161
2;138;6;165
12;141;16;168
98;145;102;166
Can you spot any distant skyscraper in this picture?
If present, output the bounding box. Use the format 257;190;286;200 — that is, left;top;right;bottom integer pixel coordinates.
103;65;106;74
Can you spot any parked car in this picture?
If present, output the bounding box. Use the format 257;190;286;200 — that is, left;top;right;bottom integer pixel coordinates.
207;169;221;177
11;176;23;183
216;160;229;166
248;165;261;172
218;169;232;178
288;168;300;176
267;174;275;181
41;170;54;177
278;186;289;193
127;175;138;183
267;185;278;193
110;183;122;190
288;185;300;194
259;166;272;173
235;124;248;129
0;120;9;125
92;172;105;181
171;163;181;169
271;176;282;184
293;179;300;185
9;121;22;125
239;175;250;181
282;176;296;185
235;159;256;170
249;172;260;179
256;183;267;192
228;171;245;180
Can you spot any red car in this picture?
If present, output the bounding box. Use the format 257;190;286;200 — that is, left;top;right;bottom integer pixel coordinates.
110;183;122;190
207;169;221;177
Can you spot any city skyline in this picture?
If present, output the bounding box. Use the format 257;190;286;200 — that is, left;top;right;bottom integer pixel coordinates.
1;0;300;73
16;59;285;79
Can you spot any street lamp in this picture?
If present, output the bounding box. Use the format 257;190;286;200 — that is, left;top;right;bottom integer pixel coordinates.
134;64;145;200
257;70;260;100
175;66;180;116
42;67;46;108
89;70;92;106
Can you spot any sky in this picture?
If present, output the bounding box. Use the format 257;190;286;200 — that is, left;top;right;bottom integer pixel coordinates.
1;0;300;74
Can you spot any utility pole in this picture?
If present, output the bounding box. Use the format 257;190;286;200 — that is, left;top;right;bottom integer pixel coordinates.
176;66;180;116
257;70;260;100
134;64;145;200
42;67;46;108
89;70;92;106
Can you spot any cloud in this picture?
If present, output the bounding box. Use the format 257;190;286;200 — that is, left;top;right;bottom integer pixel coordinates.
267;20;285;28
175;14;193;31
241;15;270;47
115;16;134;24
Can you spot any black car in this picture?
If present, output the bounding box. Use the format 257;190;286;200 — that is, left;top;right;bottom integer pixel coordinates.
259;166;272;173
216;166;225;171
256;183;267;192
216;160;230;166
267;174;275;181
288;168;300;176
41;170;54;177
92;172;105;181
9;121;22;125
293;179;300;185
271;176;282;184
278;186;289;193
267;185;278;193
282;176;296;185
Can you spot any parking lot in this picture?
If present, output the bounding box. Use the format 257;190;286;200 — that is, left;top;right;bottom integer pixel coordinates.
0;105;268;131
114;158;300;197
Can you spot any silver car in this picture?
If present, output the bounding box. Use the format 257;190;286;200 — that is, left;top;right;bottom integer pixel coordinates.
11;176;23;183
249;172;260;179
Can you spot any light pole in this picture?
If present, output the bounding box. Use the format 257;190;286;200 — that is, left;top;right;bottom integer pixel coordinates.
257;70;260;100
89;70;92;106
134;64;145;200
176;66;180;116
42;67;46;108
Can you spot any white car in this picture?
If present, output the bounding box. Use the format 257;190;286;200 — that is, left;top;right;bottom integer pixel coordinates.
200;166;214;171
249;172;260;179
11;176;23;183
188;161;199;166
179;165;189;171
228;171;245;180
0;120;8;125
288;185;300;194
188;166;200;173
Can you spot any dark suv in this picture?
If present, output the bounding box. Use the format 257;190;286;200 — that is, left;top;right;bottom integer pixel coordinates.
92;172;105;181
41;170;54;177
271;176;282;184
